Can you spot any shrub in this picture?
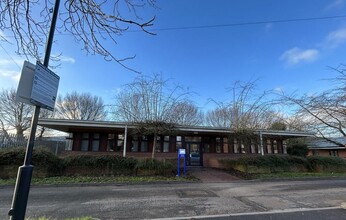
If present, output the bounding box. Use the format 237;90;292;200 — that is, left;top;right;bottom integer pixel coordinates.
0;147;65;177
0;147;26;166
220;155;309;174
307;156;346;172
287;144;309;157
63;155;138;176
135;159;174;176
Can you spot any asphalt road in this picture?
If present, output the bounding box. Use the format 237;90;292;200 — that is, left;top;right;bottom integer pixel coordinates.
1;178;346;219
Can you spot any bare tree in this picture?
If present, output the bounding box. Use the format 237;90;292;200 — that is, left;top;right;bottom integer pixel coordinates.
168;101;203;126
37;108;55;138
0;0;156;71
55;91;106;120
206;80;278;130
0;88;32;137
280;65;346;146
205;105;232;127
112;74;193;158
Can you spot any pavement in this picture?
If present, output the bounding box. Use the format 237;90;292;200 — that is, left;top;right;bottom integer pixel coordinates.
188;167;240;182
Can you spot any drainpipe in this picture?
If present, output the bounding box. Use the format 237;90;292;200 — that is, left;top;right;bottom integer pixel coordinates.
123;125;127;157
259;131;264;156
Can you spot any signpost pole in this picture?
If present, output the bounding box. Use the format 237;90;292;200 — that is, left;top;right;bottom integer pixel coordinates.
9;0;60;219
177;153;181;177
183;155;186;177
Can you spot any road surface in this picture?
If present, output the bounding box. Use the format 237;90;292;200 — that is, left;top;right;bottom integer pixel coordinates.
1;178;346;219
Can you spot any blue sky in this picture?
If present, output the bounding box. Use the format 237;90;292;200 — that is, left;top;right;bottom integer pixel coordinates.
1;0;346;112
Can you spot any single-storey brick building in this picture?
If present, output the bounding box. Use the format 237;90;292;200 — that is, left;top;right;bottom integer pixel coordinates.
38;119;315;167
308;137;346;158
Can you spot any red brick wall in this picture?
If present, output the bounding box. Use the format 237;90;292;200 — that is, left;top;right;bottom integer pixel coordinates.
308;149;346;158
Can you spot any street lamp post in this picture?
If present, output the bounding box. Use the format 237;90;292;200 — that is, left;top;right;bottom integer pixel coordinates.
8;0;61;219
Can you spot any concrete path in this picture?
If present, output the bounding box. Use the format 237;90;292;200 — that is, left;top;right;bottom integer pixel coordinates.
188;167;240;182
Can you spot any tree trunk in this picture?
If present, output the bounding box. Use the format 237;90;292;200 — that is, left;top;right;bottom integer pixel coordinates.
152;133;157;159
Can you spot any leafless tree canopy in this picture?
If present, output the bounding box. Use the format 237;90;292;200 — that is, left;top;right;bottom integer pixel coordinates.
168;101;203;126
206;80;279;130
112;74;197;124
0;0;156;71
0;88;33;137
112;74;200;158
55;91;106;120
281;65;346;146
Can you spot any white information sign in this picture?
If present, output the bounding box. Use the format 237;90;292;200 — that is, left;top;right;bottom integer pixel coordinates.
30;62;59;110
16;61;59;111
16;61;36;105
179;148;186;155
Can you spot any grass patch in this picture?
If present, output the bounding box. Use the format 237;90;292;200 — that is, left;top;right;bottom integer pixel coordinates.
0;175;196;186
26;217;93;220
253;172;346;180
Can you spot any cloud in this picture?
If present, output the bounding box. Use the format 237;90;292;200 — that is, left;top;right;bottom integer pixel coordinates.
325;0;345;10
0;69;21;82
280;47;319;65
0;58;24;67
325;27;346;48
0;58;24;85
60;56;76;64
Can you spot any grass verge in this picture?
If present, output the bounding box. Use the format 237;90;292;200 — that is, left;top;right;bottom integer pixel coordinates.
253;172;346;180
0;175;196;186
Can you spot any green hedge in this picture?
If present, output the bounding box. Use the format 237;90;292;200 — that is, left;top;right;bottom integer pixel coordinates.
135;159;174;176
307;156;346;172
0;148;175;178
0;147;65;177
220;155;346;174
63;155;138;176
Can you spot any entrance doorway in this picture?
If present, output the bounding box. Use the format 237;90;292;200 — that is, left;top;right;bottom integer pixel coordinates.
186;143;202;166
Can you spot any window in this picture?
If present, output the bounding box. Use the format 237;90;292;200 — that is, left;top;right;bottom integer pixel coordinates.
81;133;89;151
250;140;256;154
234;139;239;153
141;136;148;152
223;138;229;153
329;150;338;157
203;137;210;153
163;136;170;152
176;136;182;151
258;142;262;154
107;134;116;151
155;136;161;152
203;143;210;153
283;140;287;154
216;137;221;153
131;136;138;152
273;140;278;154
92;133;100;152
117;134;124;151
241;142;246;154
66;133;73;151
267;139;272;154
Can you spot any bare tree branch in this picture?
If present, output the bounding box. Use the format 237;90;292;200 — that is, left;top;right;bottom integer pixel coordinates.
0;0;156;72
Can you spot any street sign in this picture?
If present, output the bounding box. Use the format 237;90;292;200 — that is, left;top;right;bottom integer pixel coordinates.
31;61;59;110
177;148;186;177
16;61;59;111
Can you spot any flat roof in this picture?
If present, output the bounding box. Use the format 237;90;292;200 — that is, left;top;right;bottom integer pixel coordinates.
38;119;315;138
